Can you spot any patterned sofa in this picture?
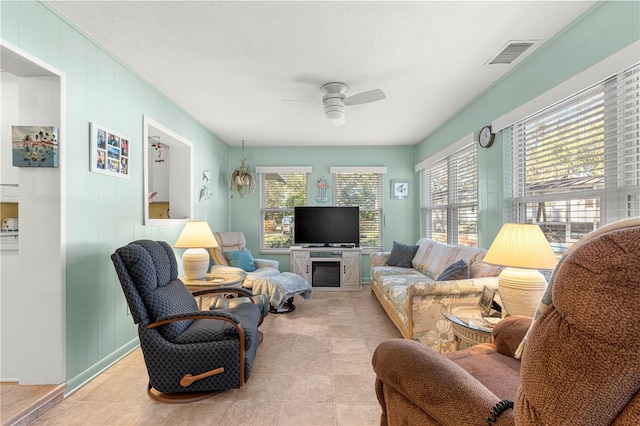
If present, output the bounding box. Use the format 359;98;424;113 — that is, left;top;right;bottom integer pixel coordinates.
370;238;502;353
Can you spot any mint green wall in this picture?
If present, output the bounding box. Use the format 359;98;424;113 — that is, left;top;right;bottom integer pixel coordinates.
2;0;638;394
1;1;231;391
416;0;640;248
227;145;418;281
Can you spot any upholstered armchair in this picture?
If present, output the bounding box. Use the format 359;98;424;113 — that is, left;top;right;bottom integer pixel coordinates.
208;231;280;289
372;218;640;425
111;239;263;402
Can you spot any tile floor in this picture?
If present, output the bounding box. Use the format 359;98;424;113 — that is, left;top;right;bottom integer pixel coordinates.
32;287;402;426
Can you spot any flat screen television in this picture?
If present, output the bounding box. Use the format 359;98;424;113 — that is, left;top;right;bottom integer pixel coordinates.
294;206;359;247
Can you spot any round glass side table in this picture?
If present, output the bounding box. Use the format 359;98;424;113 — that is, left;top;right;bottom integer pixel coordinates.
441;303;502;350
181;273;244;309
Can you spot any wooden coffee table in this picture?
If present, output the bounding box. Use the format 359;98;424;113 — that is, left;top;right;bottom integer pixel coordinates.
181;273;244;309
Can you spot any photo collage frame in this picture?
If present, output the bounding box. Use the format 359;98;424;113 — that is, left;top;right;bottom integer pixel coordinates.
90;122;130;178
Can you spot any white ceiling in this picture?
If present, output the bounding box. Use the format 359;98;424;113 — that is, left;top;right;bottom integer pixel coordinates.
49;1;595;146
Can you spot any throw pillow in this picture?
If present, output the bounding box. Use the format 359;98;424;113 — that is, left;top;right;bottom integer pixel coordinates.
437;259;470;281
224;249;257;272
387;241;419;268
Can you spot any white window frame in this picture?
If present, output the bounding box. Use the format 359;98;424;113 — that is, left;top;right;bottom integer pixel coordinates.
420;141;478;247
257;166;311;252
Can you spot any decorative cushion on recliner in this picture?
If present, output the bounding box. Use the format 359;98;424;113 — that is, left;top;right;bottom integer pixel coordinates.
225;249;257;272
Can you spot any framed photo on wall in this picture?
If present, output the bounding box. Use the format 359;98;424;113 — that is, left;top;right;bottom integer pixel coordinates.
90;122;130;178
12;126;59;168
391;179;409;199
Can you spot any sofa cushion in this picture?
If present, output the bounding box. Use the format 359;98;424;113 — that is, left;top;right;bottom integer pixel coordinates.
436;259;470;281
225;249;257;272
372;268;429;298
413;238;480;279
387;241;419;268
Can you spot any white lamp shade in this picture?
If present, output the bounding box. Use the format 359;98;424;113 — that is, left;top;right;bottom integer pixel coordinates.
174;221;218;249
483;223;557;270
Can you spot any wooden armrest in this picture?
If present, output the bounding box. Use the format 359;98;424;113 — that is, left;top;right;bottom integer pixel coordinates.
148;310;242;328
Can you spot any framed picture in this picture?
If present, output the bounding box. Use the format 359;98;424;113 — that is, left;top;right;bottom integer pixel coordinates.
391;179;409;199
479;285;496;315
12;126;59;168
90;122;130;178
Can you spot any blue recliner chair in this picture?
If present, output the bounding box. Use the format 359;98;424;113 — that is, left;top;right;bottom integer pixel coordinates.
111;239;263;402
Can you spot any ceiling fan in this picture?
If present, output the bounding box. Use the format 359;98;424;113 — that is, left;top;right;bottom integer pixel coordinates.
285;82;386;127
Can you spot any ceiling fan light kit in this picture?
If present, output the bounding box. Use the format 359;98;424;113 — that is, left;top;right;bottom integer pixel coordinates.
322;82;348;124
319;82;386;127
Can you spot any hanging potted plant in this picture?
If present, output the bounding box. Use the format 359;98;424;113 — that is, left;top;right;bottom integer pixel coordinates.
229;141;256;197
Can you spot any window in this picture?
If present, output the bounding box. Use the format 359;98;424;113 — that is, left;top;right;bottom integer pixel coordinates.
422;144;478;247
258;167;310;251
331;167;385;250
511;63;639;251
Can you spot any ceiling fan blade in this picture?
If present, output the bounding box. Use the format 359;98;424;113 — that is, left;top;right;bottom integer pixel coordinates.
331;116;346;127
344;89;386;106
281;98;317;104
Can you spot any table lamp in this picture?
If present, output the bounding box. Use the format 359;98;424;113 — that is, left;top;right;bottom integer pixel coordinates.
483;223;558;317
174;221;218;280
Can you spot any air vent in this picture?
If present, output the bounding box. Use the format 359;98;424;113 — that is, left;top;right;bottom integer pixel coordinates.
486;41;538;65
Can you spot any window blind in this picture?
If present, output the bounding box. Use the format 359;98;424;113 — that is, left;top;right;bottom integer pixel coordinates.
422;143;478;247
333;172;383;250
511;63;639;247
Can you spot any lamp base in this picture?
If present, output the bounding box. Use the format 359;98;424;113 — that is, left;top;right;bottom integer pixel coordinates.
498;267;547;317
182;248;210;280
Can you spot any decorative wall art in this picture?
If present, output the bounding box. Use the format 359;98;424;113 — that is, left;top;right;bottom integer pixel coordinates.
199;170;213;202
315;176;330;203
90;122;130;178
391;180;409;199
12;126;59;167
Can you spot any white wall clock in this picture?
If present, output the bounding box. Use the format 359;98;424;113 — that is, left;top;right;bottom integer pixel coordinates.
391;180;410;199
479;126;495;148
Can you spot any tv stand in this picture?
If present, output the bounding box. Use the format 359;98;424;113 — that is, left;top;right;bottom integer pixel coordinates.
290;246;362;291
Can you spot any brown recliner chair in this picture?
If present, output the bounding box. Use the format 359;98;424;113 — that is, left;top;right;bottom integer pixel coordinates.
372;218;640;425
